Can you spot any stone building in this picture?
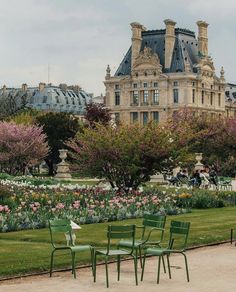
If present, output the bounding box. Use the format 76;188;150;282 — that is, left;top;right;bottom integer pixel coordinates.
104;20;226;124
0;83;92;117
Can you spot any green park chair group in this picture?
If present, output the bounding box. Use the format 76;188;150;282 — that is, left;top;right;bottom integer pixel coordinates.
48;215;191;288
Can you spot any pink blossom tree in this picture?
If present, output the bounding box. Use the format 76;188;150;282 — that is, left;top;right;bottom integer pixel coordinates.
0;122;49;175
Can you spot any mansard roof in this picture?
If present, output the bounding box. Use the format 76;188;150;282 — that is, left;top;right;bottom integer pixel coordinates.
115;28;199;76
0;84;92;115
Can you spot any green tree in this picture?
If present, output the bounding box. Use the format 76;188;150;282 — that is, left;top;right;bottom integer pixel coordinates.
36;112;81;175
67;123;175;191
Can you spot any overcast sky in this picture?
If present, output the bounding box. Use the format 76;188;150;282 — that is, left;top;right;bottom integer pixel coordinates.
0;0;235;95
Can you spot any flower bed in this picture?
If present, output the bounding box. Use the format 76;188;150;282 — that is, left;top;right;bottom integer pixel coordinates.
0;178;189;232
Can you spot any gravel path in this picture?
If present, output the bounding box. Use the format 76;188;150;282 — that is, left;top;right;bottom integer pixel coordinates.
1;244;236;292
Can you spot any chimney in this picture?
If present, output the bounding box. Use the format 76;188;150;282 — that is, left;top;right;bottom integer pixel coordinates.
21;83;28;92
59;83;68;91
164;19;176;69
130;22;145;68
196;20;209;57
39;82;46;92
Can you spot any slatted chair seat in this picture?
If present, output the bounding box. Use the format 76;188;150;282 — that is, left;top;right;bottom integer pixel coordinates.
96;249;131;256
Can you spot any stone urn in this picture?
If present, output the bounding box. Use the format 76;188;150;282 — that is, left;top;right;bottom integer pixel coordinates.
55;149;72;179
195;153;204;171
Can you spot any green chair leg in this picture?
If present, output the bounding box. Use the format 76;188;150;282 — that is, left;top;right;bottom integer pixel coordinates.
133;256;138;286
117;255;121;281
90;248;94;277
161;255;166;273
157;256;161;284
139;246;143;268
141;253;146;281
94;253;97;282
105;256;109;288
50;250;55;277
183;253;190;282
71;252;76;279
167;254;171;279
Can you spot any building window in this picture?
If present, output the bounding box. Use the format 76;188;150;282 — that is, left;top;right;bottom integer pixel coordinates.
192;82;195;86
114;113;120;123
72;98;75;105
42;96;47;103
218;93;221;106
218;86;221;91
154;82;158;88
173;89;179;103
201;91;204;104
131;112;138;123
192;89;195;103
152;111;159;122
55;96;59;103
143;82;148;88
143;90;149;104
132;91;139;105
142;112;148;125
115;91;120;105
211;85;213;90
153;90;159;104
173;81;178;87
133;83;138;88
225;91;230;97
115;84;120;90
202;83;204;88
210;92;213;106
65;96;69;104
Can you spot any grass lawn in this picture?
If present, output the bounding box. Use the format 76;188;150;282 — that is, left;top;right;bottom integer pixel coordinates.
0;207;236;279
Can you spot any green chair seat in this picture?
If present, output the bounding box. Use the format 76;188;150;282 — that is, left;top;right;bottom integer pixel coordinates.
118;239;145;248
70;245;91;252
145;247;168;256
96;249;131;256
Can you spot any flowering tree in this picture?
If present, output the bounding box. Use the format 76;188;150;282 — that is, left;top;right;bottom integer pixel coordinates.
85;102;111;127
167;109;236;175
67;123;175;191
0;122;49;175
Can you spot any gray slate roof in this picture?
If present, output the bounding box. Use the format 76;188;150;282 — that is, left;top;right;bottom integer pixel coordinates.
115;28;199;76
0;85;92;115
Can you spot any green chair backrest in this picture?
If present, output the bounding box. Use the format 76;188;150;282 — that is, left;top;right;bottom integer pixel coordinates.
107;225;136;254
141;214;166;242
168;220;190;251
49;219;72;248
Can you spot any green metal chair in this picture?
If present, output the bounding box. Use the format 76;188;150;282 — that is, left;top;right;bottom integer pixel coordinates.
94;224;138;288
141;220;191;284
118;214;166;267
49;219;93;279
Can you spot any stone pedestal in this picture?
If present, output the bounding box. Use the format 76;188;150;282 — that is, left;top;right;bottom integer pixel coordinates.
195;153;204;171
55;149;72;179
